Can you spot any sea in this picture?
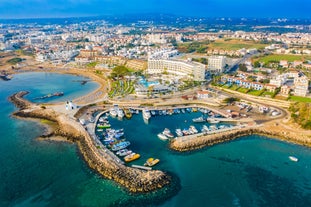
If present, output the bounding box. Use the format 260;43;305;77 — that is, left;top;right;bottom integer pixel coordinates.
1;72;311;207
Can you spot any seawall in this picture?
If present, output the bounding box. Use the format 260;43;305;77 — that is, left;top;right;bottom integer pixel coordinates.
9;91;171;193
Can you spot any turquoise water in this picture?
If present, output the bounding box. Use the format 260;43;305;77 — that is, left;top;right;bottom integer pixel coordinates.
1;73;311;207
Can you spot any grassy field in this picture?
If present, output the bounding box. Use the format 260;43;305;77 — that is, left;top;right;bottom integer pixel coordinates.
208;39;268;50
289;96;311;103
248;89;264;96
253;54;311;64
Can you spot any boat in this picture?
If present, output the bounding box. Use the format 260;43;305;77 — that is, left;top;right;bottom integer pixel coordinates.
144;158;160;167
151;110;156;116
192;107;198;112
192;116;205;123
186;108;192;113
157;133;168;140
124;153;140;162
124;109;132;119
289;156;298;162
201;125;209;132
181;108;185;113
162;128;174;138
111;141;130;151
142;109;151;121
207;119;220;124
117;109;124;118
116;149;132;156
109;109;117;117
97;123;111;129
175;128;183;137
189;125;198;134
162;110;167;115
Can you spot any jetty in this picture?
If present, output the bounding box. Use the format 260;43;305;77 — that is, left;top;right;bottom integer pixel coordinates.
33;92;64;100
9;91;171;193
132;165;152;171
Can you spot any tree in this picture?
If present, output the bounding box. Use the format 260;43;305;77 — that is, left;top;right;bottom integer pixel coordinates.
110;66;130;79
223;97;240;104
239;64;248;72
254;61;261;68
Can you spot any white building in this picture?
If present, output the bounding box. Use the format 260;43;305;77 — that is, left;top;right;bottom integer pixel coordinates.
147;59;206;81
208;56;226;73
293;76;309;97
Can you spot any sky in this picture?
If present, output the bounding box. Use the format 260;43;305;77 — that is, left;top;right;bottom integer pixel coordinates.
0;0;310;19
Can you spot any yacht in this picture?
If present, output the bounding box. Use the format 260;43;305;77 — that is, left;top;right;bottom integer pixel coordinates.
175;128;183;137
207;119;220;124
192;116;205;123
142;109;151;121
117;109;124;118
116;149;132;157
162;128;174;138
109;108;117;117
157;133;168;140
189;125;198;134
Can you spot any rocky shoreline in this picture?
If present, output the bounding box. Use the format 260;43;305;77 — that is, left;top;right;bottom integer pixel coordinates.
9;91;171;193
170;125;311;152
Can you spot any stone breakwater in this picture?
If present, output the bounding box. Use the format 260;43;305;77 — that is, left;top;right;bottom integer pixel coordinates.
9;91;171;193
170;126;311;152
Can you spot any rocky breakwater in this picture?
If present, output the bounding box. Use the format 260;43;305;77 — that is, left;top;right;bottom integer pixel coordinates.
170;124;311;152
9;91;171;193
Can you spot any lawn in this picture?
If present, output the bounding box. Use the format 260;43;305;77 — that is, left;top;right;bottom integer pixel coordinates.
247;89;264;96
262;91;274;98
253;54;311;64
237;87;249;93
208;39;268;50
229;84;240;90
289;96;311;103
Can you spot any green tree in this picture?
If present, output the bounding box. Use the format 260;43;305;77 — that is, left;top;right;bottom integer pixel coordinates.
110;66;130;79
239;64;248;72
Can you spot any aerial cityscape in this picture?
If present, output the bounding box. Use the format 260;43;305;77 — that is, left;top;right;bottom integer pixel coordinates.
0;0;311;206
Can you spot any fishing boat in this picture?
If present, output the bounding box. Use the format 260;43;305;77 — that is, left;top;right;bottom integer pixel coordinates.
181;108;185;113
192;116;205;123
142;109;151;121
192;107;198;112
201;125;209;132
157;133;168;140
111;141;130;151
150;110;156;116
97;123;111;129
289;156;298;162
124;109;132;119
175;128;183;137
186;108;192;113
124;153;140;162
144;158;160;167
162;128;174;138
116;149;132;156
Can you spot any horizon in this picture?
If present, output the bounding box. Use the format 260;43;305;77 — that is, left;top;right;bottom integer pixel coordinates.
0;0;310;19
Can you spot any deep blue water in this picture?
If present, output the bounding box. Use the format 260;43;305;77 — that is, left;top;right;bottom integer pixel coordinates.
1;72;311;207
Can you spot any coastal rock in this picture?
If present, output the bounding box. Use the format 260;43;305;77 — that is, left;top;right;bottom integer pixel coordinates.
9;91;171;193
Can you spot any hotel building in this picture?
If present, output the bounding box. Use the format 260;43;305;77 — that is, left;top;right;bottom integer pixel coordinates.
147;59;206;81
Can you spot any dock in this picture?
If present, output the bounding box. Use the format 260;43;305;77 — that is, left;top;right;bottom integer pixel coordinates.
132;165;152;171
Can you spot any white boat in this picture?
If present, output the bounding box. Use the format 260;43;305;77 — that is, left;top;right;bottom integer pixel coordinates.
157;133;168;140
162;128;174;138
117;109;124;118
109;109;117;117
207;119;220;124
192;116;205;123
116;149;132;156
142;109;151;121
202;125;209;132
175;128;183;137
181;108;185;113
189;125;198;134
289;156;298;162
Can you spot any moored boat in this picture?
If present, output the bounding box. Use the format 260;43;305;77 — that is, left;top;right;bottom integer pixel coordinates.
207;119;220;124
142;109;151;121
162;128;174;138
144;158;160;167
111;141;130;151
157;133;168;140
175;128;183;137
116;149;132;156
192;116;205;123
124;153;140;162
124;109;132;119
109;108;117;117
